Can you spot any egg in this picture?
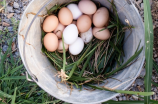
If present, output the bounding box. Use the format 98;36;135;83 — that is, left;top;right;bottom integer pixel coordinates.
92;27;110;40
57;40;69;53
43;15;59;32
63;24;78;44
93;7;109;28
78;0;97;15
67;4;82;20
69;37;84;55
58;7;73;25
77;15;92;33
54;23;65;39
44;33;58;52
80;27;93;43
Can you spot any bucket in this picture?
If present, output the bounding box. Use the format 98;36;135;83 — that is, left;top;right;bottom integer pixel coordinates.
18;0;145;103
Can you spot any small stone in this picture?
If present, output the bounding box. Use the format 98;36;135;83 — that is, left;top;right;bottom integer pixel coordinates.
122;96;126;100
7;6;14;13
135;79;144;86
119;97;122;101
23;6;27;11
156;58;158;62
17;14;21;20
129;97;134;101
2;45;8;52
154;54;158;58
15;51;19;56
0;26;3;31
132;95;138;100
13;2;20;9
154;87;158;92
2;22;10;27
141;3;144;9
137;0;143;4
8;26;13;32
112;97;118;101
139;68;146;78
19;1;23;8
7;13;14;19
4;19;11;24
15;9;21;14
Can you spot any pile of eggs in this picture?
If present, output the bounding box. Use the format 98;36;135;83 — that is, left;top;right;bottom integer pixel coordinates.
43;0;110;55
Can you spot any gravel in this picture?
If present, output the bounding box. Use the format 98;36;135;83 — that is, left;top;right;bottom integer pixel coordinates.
2;45;8;52
13;2;20;9
7;6;14;13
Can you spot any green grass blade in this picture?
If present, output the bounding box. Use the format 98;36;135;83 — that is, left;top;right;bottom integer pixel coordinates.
106;47;143;77
153;60;158;73
0;90;13;98
62;35;66;72
11;87;17;104
10;65;23;75
152;81;158;87
2;76;26;80
87;84;154;96
143;0;154;103
104;100;144;104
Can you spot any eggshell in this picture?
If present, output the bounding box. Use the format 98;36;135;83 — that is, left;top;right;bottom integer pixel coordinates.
93;7;109;28
44;33;58;52
80;27;93;43
58;7;73;25
67;4;82;20
43;15;59;32
69;37;84;55
63;24;78;44
57;40;69;53
92;27;110;40
77;15;92;33
78;0;97;15
54;23;65;39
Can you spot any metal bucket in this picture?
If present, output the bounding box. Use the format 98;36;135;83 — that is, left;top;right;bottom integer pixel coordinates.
18;0;145;103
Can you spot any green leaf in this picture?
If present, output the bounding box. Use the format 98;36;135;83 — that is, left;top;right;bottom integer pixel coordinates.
62;35;66;72
0;90;12;98
2;76;26;80
152;81;158;87
153;60;158;73
143;0;154;103
87;84;154;96
11;87;17;104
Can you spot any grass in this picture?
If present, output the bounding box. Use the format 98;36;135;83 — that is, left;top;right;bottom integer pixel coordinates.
143;0;154;104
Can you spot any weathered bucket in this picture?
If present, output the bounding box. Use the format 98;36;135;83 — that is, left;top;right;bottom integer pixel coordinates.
18;0;145;103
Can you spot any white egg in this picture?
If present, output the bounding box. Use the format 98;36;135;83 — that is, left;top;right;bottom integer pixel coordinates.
67;4;83;20
69;37;84;55
80;27;93;43
63;24;78;44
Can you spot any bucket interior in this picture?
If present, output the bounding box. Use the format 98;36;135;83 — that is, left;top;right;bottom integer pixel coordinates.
18;0;145;103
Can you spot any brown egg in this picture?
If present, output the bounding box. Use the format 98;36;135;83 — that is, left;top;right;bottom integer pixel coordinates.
57;40;69;53
92;27;110;40
78;0;97;15
77;15;92;33
93;7;109;28
43;15;59;32
44;33;58;52
54;23;65;39
58;7;73;25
